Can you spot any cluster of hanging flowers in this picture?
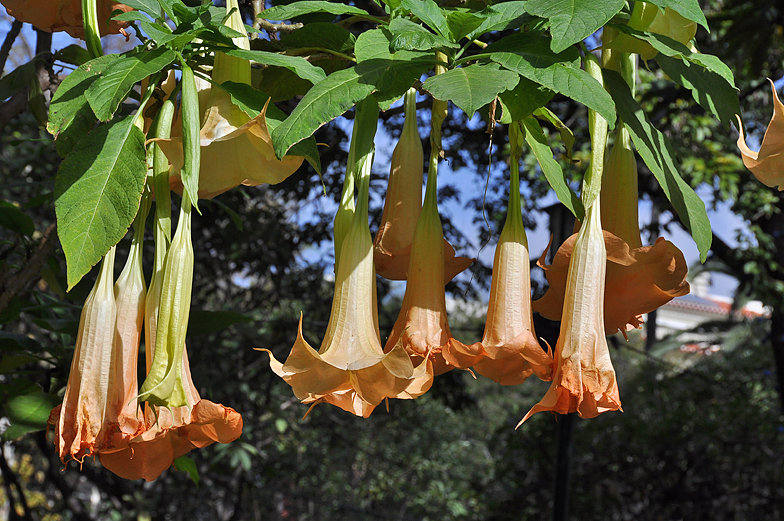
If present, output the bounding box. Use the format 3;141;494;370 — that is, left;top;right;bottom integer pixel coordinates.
264;46;690;425
45;0;315;481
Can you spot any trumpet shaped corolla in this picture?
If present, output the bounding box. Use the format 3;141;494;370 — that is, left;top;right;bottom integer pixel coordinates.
736;80;784;190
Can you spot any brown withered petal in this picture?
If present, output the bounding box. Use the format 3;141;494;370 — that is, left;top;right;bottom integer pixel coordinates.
533;231;689;336
736;80;784;190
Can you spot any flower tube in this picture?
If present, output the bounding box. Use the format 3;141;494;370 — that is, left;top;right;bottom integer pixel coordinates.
373;88;472;282
261;150;430;417
474;122;553;385
521;54;621;422
384;93;484;375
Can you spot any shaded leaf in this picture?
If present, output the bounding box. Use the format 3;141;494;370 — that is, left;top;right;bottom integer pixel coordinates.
224;49;326;85
400;0;450;38
389;18;459;52
603;70;711;261
424;62;519;117
0;202;34;236
644;0;708;30
54;116;147;289
525;0;625;53
187;310;253;337
487;32;616;128
53;44;91;67
497;77;554;124
174;456;200;485
261;1;369;20
467;2;530;40
3;390;59;441
280;22;356;54
445;10;486;41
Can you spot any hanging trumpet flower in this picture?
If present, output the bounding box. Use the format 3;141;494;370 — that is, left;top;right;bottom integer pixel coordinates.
533;52;689;337
156;0;304;199
384;74;483;375
373;88;472;283
261;139;429;417
474;121;553;385
521;55;622;422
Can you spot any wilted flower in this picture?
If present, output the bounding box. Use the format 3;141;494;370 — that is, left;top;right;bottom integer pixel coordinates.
158;0;303;198
0;0;131;38
736;80;784;190
262;152;430;417
475;122;553;385
373;88;472;282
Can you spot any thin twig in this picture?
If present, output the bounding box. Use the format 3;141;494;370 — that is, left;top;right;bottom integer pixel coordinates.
0;223;58;315
256;17;303;38
0;20;23;75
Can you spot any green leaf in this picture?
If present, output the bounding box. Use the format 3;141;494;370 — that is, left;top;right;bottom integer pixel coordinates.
355;28;435;109
85;49;177;122
220;81;321;173
497;77;554;124
3;390;59;441
261;1;369;20
0;332;44;353
445;10;486;41
486;32;616;128
53;44;91;67
0;201;34;236
424;63;519;117
0;61;37;101
603;70;711;261
54;116;147;290
466;2;530;40
525;0;625;53
533;107;575;160
47;54;121;157
118;0;164;18
389;18;460;52
280;22;356;54
173;456;200;485
521;117;583;220
224;49;326;85
644;0;708;30
400;0;450;38
656;54;740;128
187;310;253;337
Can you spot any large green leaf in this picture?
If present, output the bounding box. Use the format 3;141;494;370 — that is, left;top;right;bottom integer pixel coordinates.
521;117;583;220
0;201;35;236
47;54;121;157
389;18;460;52
644;0;708;30
466;2;529;40
3;390;60;441
85;49;176;122
604;70;711;261
224;49;326;84
424;63;519;117
261;1;369;20
498;77;554;124
525;0;625;53
445;10;486;41
656;54;740;128
400;0;450;38
486;32;616;128
280;22;356;54
354;28;436;109
55;116;147;289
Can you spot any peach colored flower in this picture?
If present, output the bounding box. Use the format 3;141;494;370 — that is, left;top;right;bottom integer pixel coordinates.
475;122;553;385
373;88;472;282
736;80;784;190
1;0;131;38
262;153;430;417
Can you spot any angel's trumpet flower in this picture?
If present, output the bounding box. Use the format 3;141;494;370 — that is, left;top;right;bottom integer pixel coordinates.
534;55;689;337
0;0;132;39
373;88;472;282
522;61;621;421
736;80;784;190
158;0;303;198
604;2;697;60
474;122;553;385
384;96;483;375
50;195;150;463
261;151;430;417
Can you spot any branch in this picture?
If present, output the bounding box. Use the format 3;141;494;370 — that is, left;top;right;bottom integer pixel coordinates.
0;223;58;315
0;20;23;75
256;18;303;37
